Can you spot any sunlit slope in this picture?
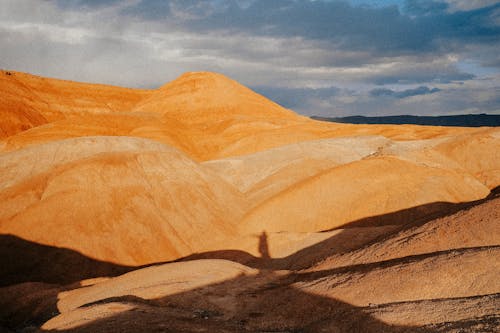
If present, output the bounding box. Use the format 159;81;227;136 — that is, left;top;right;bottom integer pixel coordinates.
0;113;194;155
206;130;497;233
1;70;482;161
131;71;324;160
133;71;296;119
239;156;489;233
131;72;481;160
0;71;49;138
0;70;152;120
0;136;246;265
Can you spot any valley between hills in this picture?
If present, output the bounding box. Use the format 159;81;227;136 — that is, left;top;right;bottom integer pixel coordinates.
0;70;499;332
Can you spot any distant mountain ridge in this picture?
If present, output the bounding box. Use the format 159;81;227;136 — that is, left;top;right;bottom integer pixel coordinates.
311;114;500;127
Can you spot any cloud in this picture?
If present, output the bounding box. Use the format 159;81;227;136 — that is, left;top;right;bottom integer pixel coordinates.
370;86;441;98
54;0;122;9
0;0;498;116
442;0;500;12
291;77;500;116
254;86;342;109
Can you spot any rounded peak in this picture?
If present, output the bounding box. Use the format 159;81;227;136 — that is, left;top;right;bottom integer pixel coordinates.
159;71;244;92
177;71;227;79
133;71;297;120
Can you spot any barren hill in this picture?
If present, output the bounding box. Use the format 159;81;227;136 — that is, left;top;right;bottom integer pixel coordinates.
0;70;498;332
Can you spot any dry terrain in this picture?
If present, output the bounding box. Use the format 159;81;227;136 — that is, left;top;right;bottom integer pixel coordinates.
0;70;499;332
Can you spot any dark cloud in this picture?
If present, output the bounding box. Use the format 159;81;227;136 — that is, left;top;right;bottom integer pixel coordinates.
121;0;172;19
146;0;500;59
1;0;498;116
371;72;475;85
370;86;441;98
254;86;342;109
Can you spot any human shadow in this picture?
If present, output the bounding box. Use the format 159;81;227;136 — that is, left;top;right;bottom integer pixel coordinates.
47;193;499;332
3;189;498;332
179;186;499;271
258;231;270;260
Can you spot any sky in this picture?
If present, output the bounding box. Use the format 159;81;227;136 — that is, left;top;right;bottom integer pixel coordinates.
0;0;499;116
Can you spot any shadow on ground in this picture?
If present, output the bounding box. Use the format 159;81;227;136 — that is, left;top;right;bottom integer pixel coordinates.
179;186;500;270
0;235;135;287
40;269;438;333
0;235;136;331
1;188;498;332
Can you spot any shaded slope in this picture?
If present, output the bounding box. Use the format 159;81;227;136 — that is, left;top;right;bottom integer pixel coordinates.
0;235;133;287
314;195;500;270
38;261;430;333
298;247;500;307
2;196;499;332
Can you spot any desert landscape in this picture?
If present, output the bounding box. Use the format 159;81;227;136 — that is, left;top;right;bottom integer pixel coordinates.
0;69;498;332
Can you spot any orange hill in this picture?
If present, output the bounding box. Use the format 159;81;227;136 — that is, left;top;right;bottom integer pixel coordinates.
1;70;499;333
0;69;498;266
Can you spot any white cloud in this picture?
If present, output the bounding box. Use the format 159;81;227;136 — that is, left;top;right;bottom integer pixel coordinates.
0;0;498;116
444;0;499;12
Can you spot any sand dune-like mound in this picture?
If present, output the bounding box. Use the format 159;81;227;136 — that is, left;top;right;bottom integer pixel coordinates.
1;70;483;160
205;136;390;200
0;136;246;265
300;247;500;306
0;71;151;121
0;113;191;154
133;72;296;120
434;128;500;188
239;155;489;233
53;259;257;316
0;72;49;138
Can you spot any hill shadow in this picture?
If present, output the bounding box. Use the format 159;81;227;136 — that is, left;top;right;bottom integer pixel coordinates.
0;235;138;331
0;234;135;287
178;186;500;270
3;188;498;332
40;269;438;333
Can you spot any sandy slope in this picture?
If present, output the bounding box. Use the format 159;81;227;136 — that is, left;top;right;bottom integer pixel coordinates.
313;191;500;270
0;136;246;265
239;156;489;233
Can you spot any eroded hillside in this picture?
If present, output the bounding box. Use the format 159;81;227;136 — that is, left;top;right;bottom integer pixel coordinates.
0;70;498;332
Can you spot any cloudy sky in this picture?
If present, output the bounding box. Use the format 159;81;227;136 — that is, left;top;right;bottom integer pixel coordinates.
1;0;499;116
